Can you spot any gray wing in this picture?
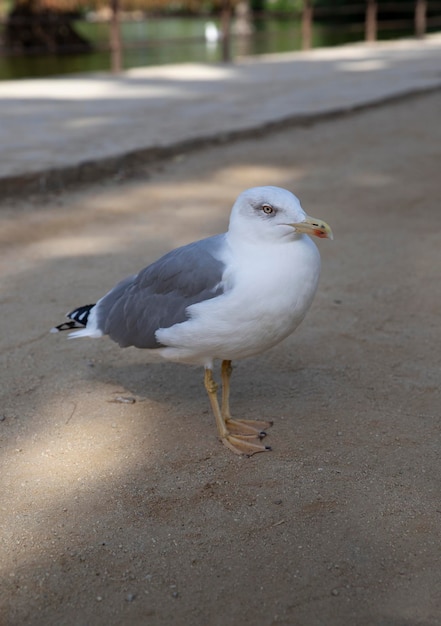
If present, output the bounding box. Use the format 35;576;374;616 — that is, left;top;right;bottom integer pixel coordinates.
94;234;227;349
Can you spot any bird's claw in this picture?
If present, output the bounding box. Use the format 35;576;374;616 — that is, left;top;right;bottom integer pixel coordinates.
225;418;273;437
222;434;272;456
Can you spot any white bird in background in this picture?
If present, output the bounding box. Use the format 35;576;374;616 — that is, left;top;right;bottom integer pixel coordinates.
204;21;221;43
52;186;333;456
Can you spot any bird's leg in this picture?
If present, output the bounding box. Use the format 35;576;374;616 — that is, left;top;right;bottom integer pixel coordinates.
204;367;229;440
220;359;233;420
204;367;271;456
220;360;273;438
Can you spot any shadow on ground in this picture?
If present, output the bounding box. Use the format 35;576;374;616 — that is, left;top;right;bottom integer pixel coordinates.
0;91;440;626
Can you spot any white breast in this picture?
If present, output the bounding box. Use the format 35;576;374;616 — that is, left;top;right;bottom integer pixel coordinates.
157;235;321;365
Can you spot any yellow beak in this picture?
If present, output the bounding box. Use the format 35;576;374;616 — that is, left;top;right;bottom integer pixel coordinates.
290;215;334;240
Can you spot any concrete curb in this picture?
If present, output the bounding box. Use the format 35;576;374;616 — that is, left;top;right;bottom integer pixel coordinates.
2;83;440;200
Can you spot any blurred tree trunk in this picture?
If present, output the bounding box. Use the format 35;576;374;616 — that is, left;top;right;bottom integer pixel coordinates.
415;0;427;38
110;0;123;72
220;0;233;62
4;0;92;55
365;0;377;42
301;0;313;50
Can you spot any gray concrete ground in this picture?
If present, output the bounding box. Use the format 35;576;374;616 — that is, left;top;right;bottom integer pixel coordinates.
1;37;441;626
1;34;441;195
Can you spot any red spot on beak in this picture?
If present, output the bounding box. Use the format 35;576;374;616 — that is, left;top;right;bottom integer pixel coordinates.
314;229;327;238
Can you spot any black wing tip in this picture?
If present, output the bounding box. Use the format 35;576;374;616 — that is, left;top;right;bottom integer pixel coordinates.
67;304;96;326
51;303;96;333
50;320;81;333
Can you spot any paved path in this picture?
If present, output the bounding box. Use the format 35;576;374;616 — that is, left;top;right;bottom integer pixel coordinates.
1;88;441;626
1;34;440;194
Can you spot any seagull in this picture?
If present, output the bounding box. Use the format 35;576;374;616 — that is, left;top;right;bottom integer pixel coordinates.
52;186;333;456
204;21;220;43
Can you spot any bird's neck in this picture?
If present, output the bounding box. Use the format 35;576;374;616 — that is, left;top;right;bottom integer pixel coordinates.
226;229;303;252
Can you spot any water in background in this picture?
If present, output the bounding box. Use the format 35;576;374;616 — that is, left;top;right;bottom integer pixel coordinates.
0;15;412;80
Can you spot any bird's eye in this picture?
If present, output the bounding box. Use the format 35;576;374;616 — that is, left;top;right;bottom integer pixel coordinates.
262;204;274;215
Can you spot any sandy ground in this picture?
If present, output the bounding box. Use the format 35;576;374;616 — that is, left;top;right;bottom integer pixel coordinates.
1;90;441;626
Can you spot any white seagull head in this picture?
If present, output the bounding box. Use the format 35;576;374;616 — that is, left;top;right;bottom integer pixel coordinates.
228;186;333;243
